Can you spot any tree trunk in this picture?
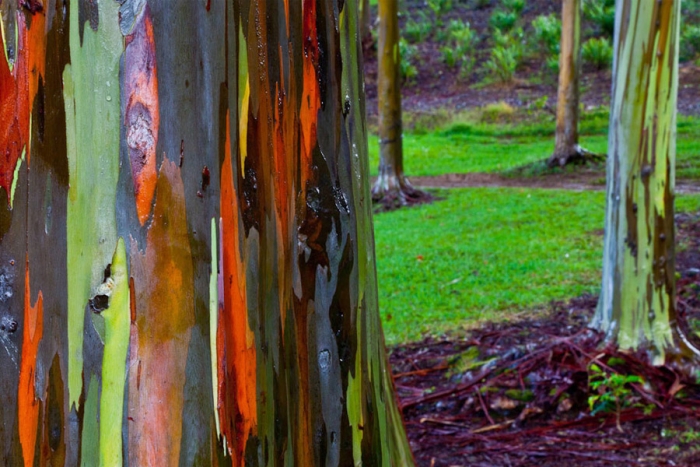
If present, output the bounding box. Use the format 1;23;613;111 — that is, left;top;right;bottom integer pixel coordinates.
549;0;587;167
0;1;414;465
372;0;431;211
593;0;696;364
360;0;372;44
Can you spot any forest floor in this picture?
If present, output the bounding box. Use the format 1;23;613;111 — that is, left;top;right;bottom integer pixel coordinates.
391;214;700;467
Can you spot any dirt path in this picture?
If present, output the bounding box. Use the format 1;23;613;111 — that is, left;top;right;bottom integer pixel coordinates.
396;172;700;194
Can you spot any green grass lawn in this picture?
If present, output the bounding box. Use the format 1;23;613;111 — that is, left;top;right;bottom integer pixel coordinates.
374;187;700;344
368;114;700;179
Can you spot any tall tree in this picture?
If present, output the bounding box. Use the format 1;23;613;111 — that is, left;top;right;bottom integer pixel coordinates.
372;0;430;210
0;0;414;465
548;0;590;167
593;0;697;364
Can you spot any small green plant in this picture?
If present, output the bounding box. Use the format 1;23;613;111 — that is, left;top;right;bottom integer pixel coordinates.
502;0;525;14
427;0;453;25
489;9;518;32
680;25;700;62
545;54;559;75
582;37;613;70
485;46;517;83
582;0;615;37
588;363;643;432
440;20;478;79
399;39;419;81
404;12;433;43
531;14;561;56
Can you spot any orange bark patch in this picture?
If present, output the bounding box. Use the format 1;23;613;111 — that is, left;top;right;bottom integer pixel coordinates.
18;258;44;467
123;7;159;225
128;158;193;466
218;112;257;462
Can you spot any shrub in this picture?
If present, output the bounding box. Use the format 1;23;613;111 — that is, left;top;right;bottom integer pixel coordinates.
404;13;432;43
502;0;525;14
490;9;518;32
546;54;559;75
531;14;561;56
399;39;419;81
680;25;700;62
440;21;479;79
427;0;453;25
484;46;518;83
493;27;524;65
582;37;613;70
582;0;615;37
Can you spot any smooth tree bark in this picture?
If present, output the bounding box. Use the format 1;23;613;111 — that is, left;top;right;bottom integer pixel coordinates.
549;0;599;167
371;0;431;210
0;1;414;465
593;0;697;364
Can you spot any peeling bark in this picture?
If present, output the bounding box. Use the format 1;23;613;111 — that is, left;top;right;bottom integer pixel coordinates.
594;0;697;364
0;0;414;464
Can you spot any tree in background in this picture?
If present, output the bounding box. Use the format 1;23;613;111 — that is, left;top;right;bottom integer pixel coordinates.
0;0;413;465
548;0;598;167
593;0;698;364
372;0;431;210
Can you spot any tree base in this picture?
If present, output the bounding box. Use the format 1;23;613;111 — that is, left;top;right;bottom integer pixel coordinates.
548;145;606;168
371;176;433;212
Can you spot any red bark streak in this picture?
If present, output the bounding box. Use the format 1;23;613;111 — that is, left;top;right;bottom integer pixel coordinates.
18;257;43;467
299;0;320;187
218;112;257;463
123;7;159;225
0;12;32;204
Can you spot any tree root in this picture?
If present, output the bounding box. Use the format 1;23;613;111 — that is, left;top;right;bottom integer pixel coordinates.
548;145;606;168
371;177;433;212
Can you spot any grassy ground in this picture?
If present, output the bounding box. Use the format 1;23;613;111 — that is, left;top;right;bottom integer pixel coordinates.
374;187;700;345
368;111;700;179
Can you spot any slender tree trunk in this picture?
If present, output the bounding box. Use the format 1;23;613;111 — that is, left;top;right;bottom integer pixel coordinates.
372;0;430;210
360;0;372;44
0;1;414;465
548;0;599;167
593;0;696;364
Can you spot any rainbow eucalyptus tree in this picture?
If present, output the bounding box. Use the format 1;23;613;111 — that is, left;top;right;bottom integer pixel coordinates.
594;0;697;364
0;0;414;465
371;0;430;210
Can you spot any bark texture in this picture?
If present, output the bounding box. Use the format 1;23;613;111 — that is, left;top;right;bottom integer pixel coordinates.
0;1;414;465
371;0;430;210
593;0;695;364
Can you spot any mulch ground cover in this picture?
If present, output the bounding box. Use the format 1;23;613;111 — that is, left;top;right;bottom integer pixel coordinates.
390;212;700;466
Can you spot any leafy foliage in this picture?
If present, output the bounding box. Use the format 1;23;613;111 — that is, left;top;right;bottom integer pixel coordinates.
485;45;518;83
489;9;518;32
582;37;613;70
440;20;479;79
404;11;433;43
399;39;418;81
531;14;561;56
680;25;700;62
588;363;643;430
501;0;525;14
582;0;615;37
427;0;453;25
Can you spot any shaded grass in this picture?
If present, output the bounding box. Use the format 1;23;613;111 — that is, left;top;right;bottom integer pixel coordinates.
374;187;700;344
368;112;700;180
